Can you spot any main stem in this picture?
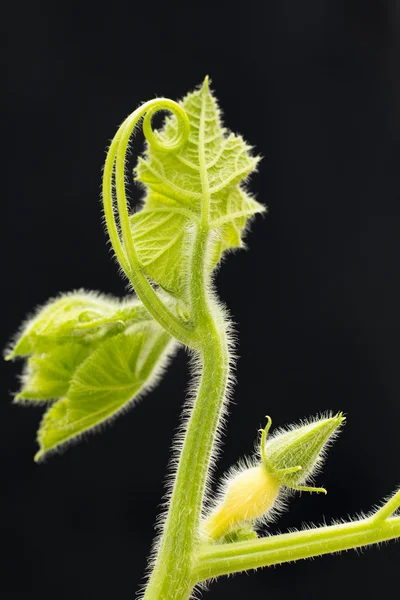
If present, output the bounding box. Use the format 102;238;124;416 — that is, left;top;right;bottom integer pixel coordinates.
143;226;230;600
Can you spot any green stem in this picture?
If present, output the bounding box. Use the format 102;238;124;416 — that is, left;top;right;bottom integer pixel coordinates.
193;515;400;581
143;226;230;600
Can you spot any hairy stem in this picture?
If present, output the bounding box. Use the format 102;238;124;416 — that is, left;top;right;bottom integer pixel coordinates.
193;515;400;580
143;226;230;600
143;79;231;600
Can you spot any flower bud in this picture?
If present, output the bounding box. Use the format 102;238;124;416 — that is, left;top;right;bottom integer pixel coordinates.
203;413;344;542
262;413;345;491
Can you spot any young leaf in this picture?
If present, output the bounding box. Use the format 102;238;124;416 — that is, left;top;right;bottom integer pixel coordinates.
35;326;176;461
209;188;264;267
132;79;264;299
130;209;191;299
6;291;151;358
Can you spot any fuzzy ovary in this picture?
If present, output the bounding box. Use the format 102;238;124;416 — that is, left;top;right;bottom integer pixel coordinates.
203;465;280;541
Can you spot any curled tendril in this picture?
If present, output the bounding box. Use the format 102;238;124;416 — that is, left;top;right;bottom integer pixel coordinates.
102;99;194;347
143;106;190;153
104;98;190;271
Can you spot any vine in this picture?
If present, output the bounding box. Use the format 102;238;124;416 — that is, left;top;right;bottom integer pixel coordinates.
6;78;400;600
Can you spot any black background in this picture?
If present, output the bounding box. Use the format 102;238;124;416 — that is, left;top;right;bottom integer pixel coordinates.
3;1;400;599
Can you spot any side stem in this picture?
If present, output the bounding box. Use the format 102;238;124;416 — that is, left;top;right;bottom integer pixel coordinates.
193;515;400;580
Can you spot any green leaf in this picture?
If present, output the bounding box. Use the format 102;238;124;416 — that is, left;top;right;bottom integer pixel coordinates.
35;325;175;461
130;208;191;298
7;290;176;457
6;291;151;359
15;344;93;402
209;187;265;267
131;79;264;298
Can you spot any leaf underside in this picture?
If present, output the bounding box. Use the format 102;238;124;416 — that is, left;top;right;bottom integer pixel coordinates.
35;326;173;461
8;291;175;459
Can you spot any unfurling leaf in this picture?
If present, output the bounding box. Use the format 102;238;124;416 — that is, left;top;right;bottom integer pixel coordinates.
35;325;175;461
6;291;151;359
6;291;175;460
132;79;264;299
